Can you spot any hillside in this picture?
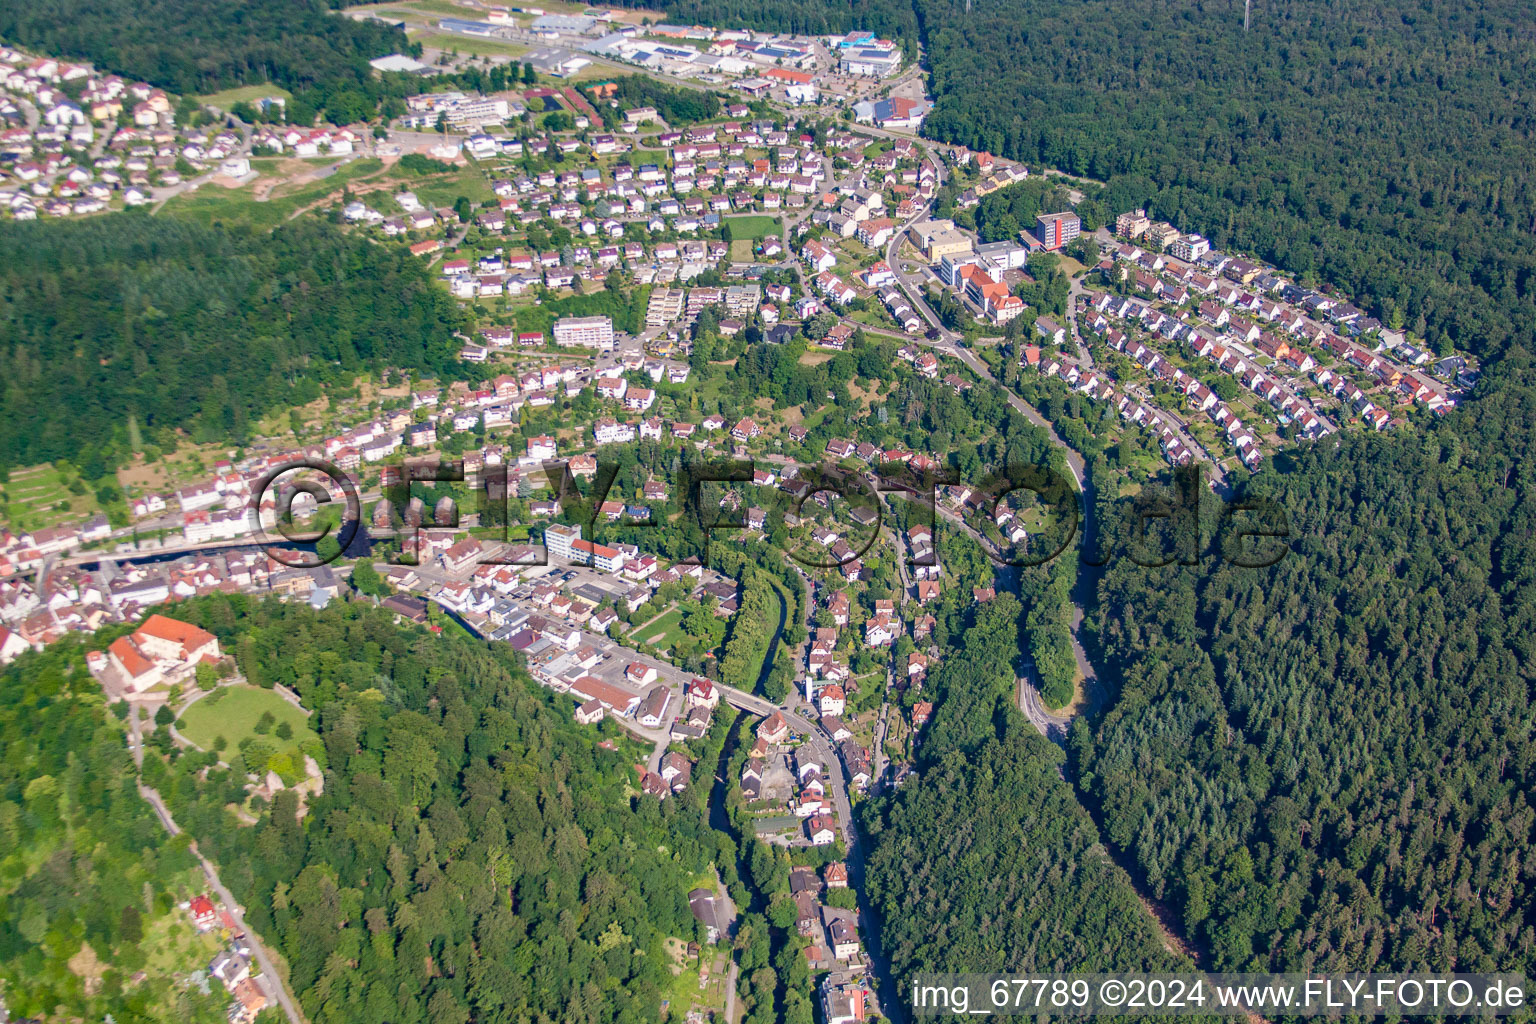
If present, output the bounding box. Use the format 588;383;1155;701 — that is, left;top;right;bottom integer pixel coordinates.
861;591;1183;983
0;639;230;1022
139;595;731;1024
1077;357;1536;973
654;0;1536;360
0;217;466;476
921;0;1536;359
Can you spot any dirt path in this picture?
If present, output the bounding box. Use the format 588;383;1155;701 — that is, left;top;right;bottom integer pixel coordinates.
273;164;397;220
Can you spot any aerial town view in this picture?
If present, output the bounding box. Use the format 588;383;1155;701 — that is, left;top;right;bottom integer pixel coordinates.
0;0;1531;1021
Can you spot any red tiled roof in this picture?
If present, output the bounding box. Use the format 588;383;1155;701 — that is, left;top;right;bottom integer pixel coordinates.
136;613;216;654
108;635;154;678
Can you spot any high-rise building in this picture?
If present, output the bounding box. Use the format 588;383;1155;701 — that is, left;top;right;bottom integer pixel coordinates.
1116;208;1151;239
545;522;581;561
1035;212;1081;250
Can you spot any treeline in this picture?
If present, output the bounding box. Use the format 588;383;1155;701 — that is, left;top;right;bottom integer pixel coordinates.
607;0;917;47
729;332;899;409
0;216;466;478
949;177;1079;244
720;567;784;697
0;639;228;1022
914;0;1536;357
143;594;728;1024
0;0;403;120
1074;350;1536;973
1023;552;1076;708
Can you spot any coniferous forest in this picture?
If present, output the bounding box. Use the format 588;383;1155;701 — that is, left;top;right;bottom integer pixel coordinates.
914;0;1536;359
862;592;1183;981
854;354;1536;986
1075;357;1536;975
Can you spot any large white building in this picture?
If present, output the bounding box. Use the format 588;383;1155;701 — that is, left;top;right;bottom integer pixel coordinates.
839;45;901;77
182;509;249;544
1169;233;1212;261
572;538;624;573
553;315;615;349
107;614;221;693
401;91;511;128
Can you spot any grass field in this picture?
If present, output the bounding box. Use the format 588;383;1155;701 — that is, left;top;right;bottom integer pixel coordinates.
637;607;685;647
407;162;496;205
369;5;438;21
1054;254;1088;276
728;239;755;262
798;402;834;432
848;306;900;331
195;84;292;111
178;685;316;756
394;0;480;15
724;215;780;240
412;32;530;58
834;236;876;263
140;910;223;976
361;0;602;17
115;440;240;502
160;157;389;228
161;157;493;228
2;463;100;532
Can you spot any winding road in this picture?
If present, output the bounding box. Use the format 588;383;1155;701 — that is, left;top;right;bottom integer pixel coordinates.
128;707;306;1024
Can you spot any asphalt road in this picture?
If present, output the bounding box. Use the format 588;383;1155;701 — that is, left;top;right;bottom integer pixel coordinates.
1017;672;1072;745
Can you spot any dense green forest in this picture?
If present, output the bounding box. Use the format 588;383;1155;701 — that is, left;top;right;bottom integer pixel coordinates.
0;639;229;1022
1075;355;1536;973
0;216;465;476
604;77;722;128
849;383;1177;982
862;591;1181;981
141;595;729;1024
0;0;403;120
